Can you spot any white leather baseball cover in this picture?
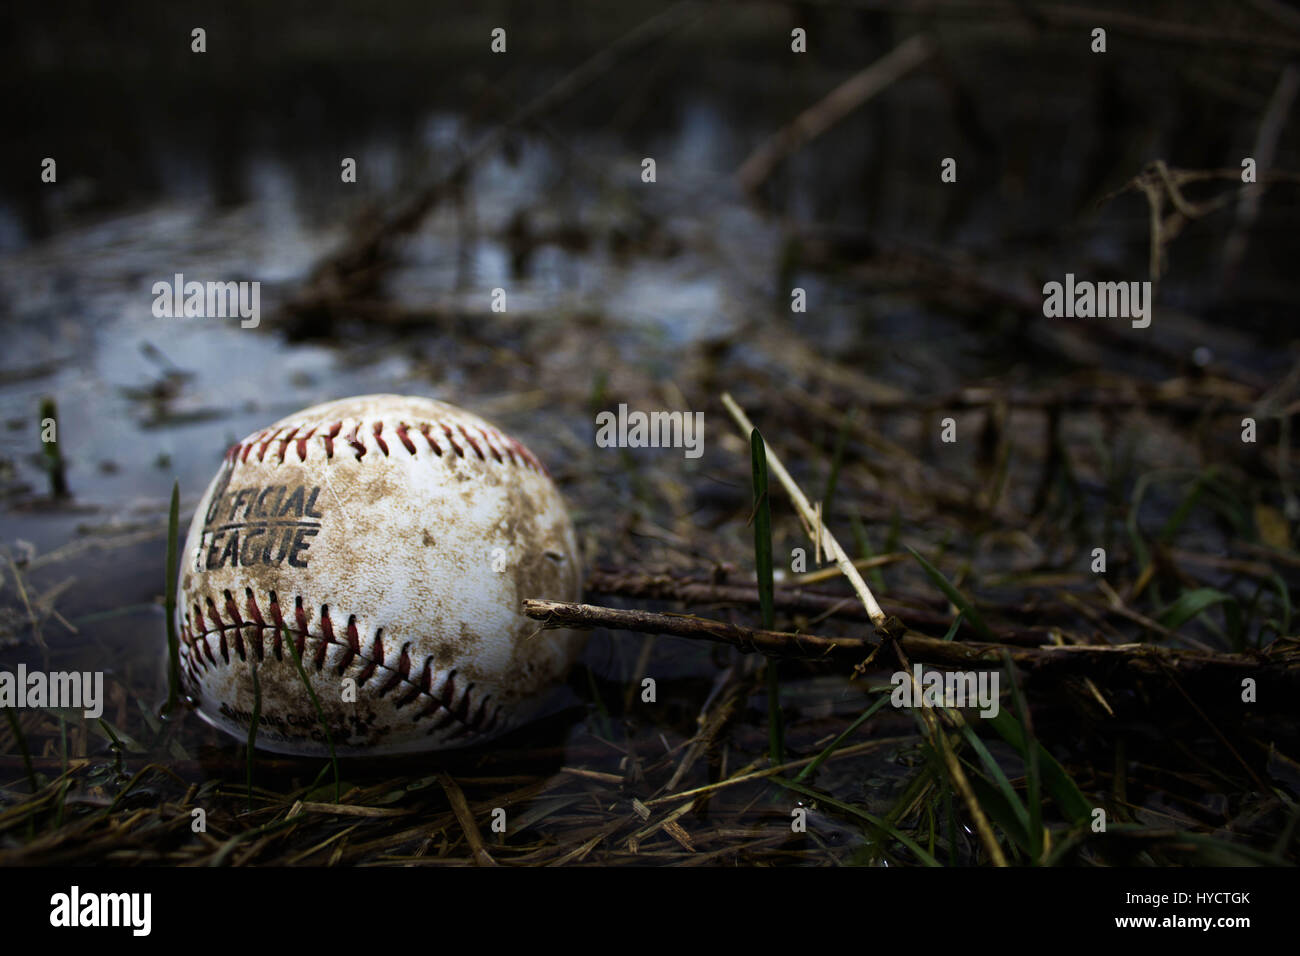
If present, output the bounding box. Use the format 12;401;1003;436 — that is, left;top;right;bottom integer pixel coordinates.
176;394;585;755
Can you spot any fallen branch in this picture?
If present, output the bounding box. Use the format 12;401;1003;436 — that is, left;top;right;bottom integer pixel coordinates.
583;567;1055;645
523;598;1300;690
524;598;874;664
736;34;934;193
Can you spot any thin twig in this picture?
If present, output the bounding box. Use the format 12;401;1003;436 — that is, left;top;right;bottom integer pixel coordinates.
525;598;871;663
737;34;934;192
721;392;887;625
439;773;498;867
522;598;1298;687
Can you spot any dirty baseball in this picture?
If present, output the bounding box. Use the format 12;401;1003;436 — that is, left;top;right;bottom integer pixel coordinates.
176;394;584;755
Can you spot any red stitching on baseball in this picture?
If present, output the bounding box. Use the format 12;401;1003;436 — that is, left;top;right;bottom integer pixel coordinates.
268;591;286;658
339;615;361;673
357;629;380;686
205;596;229;663
219;417;544;473
459;425;486;461
277;427;299;464
452;682;473;723
440;670;455;707
341;423;366;460
481;430;505;463
397;652;431;708
442;423;464;457
419;423;443;456
324;422;341;459
317;606;335;670
223;588;247;661
245;588;267;660
293;596;309;659
179;596;502;734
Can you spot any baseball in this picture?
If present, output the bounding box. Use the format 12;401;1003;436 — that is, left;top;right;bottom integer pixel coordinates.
175;394;585;756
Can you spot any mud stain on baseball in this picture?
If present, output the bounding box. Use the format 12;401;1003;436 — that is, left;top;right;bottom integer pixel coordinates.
214;656;394;750
176;395;588;755
457;620;484;651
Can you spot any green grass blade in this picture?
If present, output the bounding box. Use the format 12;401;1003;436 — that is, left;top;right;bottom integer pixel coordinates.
246;657;261;811
1001;652;1042;862
775;776;941;867
905;546;995;641
281;624;340;802
1156;587;1235;633
1158;471;1213;542
960;762;1029;858
794;694;889;783
751;428;783;764
958;722;1030;838
985;709;1091;824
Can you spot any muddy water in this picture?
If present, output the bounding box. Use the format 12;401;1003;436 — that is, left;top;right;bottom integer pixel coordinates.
0;86;791;751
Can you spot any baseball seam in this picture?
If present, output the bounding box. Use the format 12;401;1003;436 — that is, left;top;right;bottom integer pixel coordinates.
180;589;503;739
224;417;547;473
